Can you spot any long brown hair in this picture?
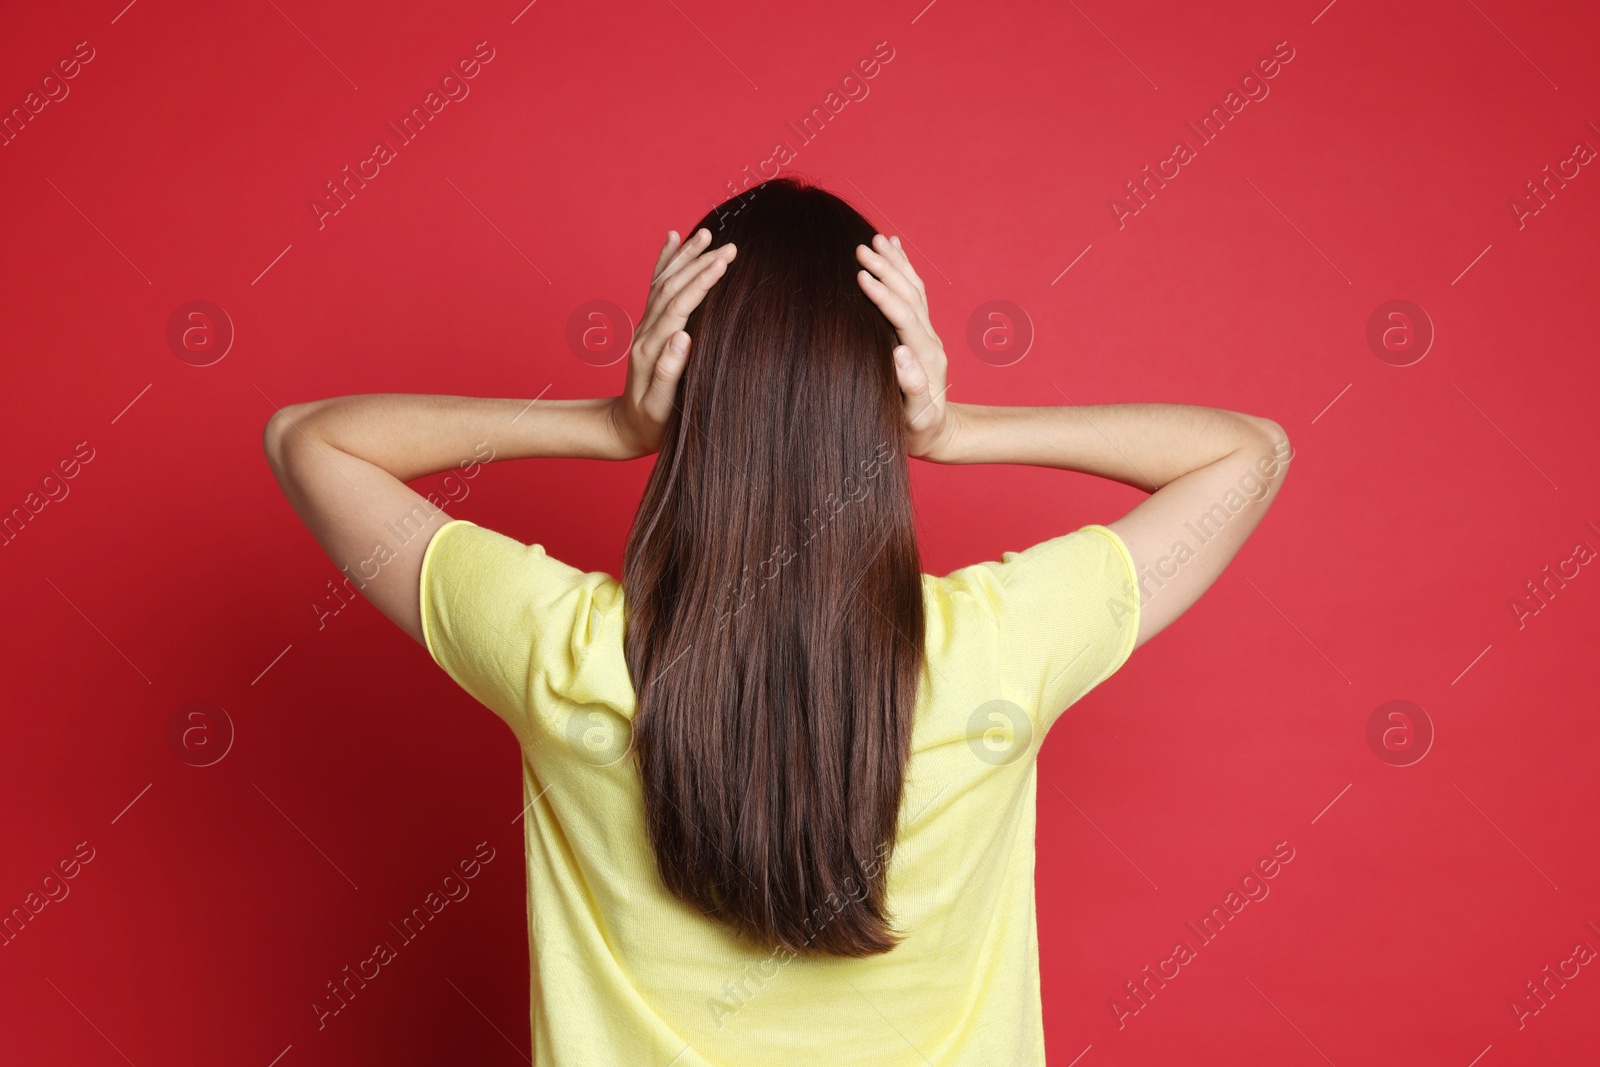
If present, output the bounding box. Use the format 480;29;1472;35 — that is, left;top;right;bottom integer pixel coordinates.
623;177;925;958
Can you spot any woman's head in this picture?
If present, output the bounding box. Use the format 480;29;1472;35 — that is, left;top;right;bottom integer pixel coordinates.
623;176;926;957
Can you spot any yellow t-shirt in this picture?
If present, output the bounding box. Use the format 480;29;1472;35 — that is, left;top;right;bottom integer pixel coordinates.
420;518;1140;1066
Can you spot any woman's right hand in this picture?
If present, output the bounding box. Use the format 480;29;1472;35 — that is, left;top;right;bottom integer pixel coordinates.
855;234;959;462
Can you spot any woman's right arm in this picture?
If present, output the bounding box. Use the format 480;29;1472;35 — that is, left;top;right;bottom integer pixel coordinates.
932;402;1291;651
854;234;1291;653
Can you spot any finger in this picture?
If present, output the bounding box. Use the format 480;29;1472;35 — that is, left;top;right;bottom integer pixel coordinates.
648;239;732;323
892;344;928;400
661;227;710;277
896;347;947;432
856;243;924;316
639;241;730;341
652;226;713;286
856;267;933;344
642;244;735;348
855;265;922;334
892;345;942;432
661;245;734;324
651;230;682;282
876;233;928;295
646;331;691;407
878;233;926;297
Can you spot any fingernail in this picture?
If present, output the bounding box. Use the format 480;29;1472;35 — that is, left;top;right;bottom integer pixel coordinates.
671;334;688;353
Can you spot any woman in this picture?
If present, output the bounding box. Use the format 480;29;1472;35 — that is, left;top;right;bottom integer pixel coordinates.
264;177;1289;1064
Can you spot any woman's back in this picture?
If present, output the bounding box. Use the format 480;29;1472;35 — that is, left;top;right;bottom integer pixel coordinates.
420;516;1140;1066
265;176;1288;1064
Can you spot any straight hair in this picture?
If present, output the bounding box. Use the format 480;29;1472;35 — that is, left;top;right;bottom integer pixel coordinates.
623;176;925;957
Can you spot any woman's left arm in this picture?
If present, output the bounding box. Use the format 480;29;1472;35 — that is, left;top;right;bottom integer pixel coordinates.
262;226;738;645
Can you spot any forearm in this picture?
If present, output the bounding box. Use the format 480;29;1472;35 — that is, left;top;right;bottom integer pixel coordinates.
933;402;1283;490
264;393;631;481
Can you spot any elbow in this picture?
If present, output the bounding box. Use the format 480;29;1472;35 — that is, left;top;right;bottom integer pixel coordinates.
1243;416;1292;482
261;410;291;472
1253;416;1289;449
262;403;315;473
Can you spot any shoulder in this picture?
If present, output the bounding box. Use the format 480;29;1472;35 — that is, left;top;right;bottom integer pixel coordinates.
423;519;623;610
419;520;630;731
929;525;1135;613
918;525;1140;732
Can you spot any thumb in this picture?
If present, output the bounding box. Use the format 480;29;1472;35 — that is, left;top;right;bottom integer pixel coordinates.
893;345;929;404
646;331;690;403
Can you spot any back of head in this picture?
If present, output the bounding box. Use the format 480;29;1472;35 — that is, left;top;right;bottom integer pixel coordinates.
623;176;925;958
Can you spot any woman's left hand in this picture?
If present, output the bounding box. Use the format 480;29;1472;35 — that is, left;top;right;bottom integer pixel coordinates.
607;227;736;457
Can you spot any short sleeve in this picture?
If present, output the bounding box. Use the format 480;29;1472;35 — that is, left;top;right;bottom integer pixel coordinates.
954;524;1140;731
419;519;622;740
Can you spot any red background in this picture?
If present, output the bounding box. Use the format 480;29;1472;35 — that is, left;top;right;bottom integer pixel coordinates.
3;0;1597;1063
